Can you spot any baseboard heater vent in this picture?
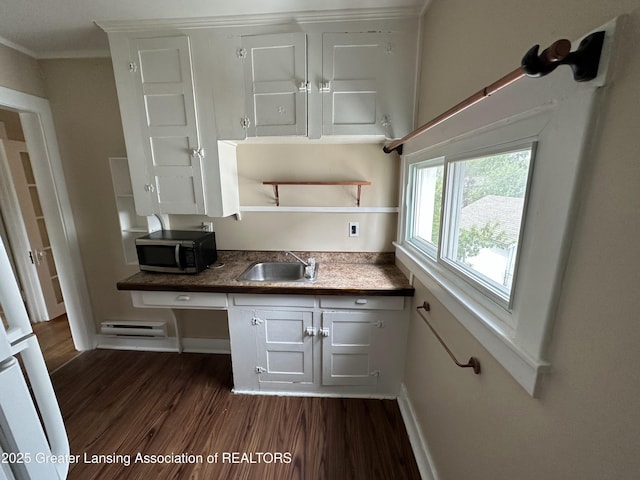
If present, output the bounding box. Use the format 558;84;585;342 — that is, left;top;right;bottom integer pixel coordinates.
100;321;167;338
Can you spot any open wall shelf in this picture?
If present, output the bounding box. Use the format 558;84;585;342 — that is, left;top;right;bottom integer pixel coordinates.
263;180;372;207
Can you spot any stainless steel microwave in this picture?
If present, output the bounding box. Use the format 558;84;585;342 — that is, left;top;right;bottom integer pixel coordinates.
135;230;217;274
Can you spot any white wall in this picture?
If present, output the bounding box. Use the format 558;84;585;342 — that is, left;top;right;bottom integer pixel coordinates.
0;44;45;98
171;142;399;252
38;58;152;330
402;1;640;479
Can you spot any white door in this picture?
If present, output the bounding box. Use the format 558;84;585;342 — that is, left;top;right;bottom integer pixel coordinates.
0;236;69;480
0;139;64;321
255;309;314;383
131;35;205;215
0;356;65;480
242;32;307;136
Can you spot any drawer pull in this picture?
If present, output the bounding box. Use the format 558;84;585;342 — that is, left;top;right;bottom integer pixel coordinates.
355;298;368;305
176;295;191;302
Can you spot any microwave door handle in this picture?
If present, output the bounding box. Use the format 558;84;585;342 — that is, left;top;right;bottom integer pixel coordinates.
174;244;183;270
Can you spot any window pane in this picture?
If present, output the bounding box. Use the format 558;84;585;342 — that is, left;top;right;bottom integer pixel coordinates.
444;147;532;299
410;163;443;251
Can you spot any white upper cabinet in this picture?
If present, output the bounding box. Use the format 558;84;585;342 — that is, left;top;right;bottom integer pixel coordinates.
108;33;239;217
241;33;308;137
238;28;417;139
101;14;417;216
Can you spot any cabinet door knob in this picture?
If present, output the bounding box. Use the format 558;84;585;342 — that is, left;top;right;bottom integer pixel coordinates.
319;328;330;337
319;81;331;93
189;147;205;160
305;327;317;337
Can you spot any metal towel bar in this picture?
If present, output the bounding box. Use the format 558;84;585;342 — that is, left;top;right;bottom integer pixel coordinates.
416;301;481;375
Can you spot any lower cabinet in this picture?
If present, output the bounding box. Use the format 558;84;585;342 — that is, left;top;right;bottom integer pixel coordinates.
228;294;410;397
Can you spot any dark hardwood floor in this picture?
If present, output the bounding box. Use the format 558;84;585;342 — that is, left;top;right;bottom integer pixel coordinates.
51;350;421;480
32;313;81;372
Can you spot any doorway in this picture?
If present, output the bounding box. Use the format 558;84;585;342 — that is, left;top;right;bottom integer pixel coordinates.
0;109;66;322
0;85;94;351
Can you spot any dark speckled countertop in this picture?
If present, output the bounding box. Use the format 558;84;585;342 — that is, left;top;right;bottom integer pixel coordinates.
117;251;415;297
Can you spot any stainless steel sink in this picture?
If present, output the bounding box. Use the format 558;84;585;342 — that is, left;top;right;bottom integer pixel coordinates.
236;261;318;282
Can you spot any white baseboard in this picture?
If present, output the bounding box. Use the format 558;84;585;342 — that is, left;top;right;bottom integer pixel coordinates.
181;337;230;354
397;383;439;480
96;334;178;351
96;335;230;354
231;388;397;399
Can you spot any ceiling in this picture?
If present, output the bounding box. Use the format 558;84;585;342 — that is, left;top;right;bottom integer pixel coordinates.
0;0;425;59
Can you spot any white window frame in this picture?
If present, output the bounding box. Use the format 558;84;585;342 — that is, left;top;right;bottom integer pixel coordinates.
396;23;616;396
406;156;444;259
407;141;535;310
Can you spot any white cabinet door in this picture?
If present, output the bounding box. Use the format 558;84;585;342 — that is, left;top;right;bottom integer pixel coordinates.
227;308;259;391
241;33;307;136
322;33;387;136
321;311;382;386
321;32;414;138
254;309;314;383
131;35;205;214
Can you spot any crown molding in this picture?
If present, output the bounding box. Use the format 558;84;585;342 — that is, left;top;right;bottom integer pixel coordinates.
96;7;420;33
35;49;112;60
0;34;111;60
0;34;38;59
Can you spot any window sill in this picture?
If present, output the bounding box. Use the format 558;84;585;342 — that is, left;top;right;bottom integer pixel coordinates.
395;242;550;396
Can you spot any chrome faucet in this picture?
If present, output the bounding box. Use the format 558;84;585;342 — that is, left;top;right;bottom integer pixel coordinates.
285;251;309;266
285;251;317;279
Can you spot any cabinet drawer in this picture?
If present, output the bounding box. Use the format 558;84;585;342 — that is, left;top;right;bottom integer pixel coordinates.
319;296;404;310
231;294;315;308
132;291;228;309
